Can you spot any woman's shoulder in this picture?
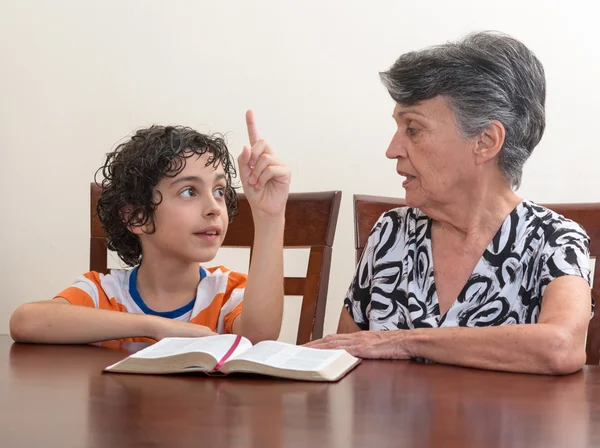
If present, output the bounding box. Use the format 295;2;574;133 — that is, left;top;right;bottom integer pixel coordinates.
522;200;589;238
519;200;590;256
369;206;430;247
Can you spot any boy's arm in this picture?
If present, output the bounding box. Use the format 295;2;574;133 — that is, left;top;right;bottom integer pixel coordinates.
232;217;285;343
232;110;290;343
10;298;215;344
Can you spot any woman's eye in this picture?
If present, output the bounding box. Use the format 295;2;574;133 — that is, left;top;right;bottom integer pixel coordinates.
214;187;225;198
180;187;196;198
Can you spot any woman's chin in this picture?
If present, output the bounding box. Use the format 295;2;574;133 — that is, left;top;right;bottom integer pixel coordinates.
403;192;424;209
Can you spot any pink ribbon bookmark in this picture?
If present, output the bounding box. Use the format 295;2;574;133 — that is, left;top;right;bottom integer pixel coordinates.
213;335;242;371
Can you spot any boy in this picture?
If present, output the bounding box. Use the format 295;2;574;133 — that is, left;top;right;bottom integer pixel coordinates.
10;111;290;344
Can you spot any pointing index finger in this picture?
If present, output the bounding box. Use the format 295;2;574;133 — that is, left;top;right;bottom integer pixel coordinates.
246;109;261;146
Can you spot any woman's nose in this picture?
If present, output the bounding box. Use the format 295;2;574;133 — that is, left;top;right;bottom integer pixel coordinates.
386;131;408;159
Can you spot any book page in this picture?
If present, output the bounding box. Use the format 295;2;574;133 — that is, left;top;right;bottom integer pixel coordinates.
130;335;252;361
228;341;345;372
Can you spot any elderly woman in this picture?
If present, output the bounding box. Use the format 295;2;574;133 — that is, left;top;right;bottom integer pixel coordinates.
308;32;592;375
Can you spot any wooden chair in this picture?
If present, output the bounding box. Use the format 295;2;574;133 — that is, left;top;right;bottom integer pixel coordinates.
90;183;342;345
353;194;406;263
353;194;600;365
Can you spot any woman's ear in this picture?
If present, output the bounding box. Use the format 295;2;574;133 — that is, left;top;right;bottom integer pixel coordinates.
474;120;505;165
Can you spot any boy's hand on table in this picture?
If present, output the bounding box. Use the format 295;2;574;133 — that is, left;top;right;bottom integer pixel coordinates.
147;316;216;340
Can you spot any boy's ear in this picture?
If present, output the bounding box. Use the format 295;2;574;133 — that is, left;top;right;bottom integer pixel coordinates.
120;205;147;236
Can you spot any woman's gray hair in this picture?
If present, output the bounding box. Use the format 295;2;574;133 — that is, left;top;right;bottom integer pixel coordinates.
380;31;546;189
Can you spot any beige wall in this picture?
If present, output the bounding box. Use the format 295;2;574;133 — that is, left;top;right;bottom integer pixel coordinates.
1;0;599;341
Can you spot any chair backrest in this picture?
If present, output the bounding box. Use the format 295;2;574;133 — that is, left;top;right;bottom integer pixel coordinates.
354;194;406;263
90;183;342;345
353;194;600;365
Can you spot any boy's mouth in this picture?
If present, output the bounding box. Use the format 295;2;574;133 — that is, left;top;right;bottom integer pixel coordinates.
194;227;222;241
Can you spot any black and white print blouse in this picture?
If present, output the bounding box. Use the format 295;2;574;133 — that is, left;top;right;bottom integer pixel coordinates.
344;200;592;330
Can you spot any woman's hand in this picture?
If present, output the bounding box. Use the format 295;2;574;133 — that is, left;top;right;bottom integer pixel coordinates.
305;330;413;359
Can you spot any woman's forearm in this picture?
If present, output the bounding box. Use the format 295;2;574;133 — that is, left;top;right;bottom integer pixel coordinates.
406;324;586;374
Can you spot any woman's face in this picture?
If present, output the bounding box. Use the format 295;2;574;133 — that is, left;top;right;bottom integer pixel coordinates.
386;96;477;209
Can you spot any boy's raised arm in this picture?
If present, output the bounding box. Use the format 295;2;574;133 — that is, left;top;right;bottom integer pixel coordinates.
232;110;291;344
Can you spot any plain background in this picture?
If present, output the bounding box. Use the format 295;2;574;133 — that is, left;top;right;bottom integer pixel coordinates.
1;0;598;342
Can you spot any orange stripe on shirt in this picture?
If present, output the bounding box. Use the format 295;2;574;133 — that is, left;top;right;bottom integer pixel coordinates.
57;271;126;312
57;271;101;307
190;303;222;332
57;286;96;308
190;268;246;333
223;301;243;334
222;271;246;333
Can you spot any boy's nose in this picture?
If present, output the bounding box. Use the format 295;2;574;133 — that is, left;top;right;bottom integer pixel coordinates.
203;195;222;217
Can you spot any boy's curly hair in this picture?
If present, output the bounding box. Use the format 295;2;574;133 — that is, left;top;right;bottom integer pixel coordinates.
95;125;238;267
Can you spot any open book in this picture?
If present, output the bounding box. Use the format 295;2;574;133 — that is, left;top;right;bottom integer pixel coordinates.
104;334;360;382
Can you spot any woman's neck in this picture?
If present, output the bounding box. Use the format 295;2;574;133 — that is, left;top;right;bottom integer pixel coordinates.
421;176;522;240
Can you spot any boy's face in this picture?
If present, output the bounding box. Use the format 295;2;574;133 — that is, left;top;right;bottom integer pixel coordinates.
136;152;230;264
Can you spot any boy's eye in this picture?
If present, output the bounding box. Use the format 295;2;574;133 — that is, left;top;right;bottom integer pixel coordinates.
180;187;196;198
214;187;225;198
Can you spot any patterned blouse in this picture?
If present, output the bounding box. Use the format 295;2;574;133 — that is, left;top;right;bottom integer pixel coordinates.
345;200;591;330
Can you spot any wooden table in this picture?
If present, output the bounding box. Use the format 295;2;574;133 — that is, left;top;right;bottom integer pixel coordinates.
2;335;600;447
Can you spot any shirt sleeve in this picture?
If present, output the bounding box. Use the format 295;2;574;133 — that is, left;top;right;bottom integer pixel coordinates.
539;223;592;297
343;212;386;330
54;272;102;308
218;271;246;334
